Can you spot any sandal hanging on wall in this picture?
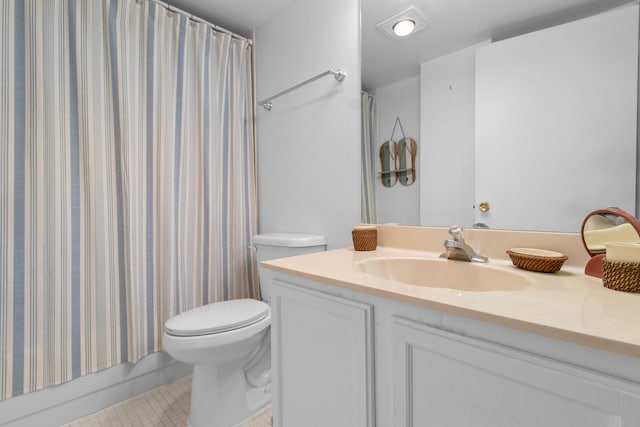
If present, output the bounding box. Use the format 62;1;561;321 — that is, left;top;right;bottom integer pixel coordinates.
398;137;417;186
379;140;398;187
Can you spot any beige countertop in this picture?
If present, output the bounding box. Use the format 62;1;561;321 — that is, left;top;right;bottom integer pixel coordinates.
263;226;640;359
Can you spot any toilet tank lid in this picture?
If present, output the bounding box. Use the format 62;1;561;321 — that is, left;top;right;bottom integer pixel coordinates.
253;233;326;248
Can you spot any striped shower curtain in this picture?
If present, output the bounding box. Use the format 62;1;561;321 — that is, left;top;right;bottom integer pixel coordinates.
0;0;259;399
361;92;377;223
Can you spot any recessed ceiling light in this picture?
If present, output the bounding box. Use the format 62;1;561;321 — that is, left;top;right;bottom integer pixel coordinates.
377;7;429;40
392;19;416;37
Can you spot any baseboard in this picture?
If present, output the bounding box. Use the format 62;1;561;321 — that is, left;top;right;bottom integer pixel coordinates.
0;351;192;427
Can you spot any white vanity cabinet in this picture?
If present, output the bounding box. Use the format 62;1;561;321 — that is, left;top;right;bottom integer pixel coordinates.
269;273;640;427
392;316;640;426
270;280;375;427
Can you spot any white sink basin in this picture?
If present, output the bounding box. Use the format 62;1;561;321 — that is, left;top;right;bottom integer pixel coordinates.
354;257;532;292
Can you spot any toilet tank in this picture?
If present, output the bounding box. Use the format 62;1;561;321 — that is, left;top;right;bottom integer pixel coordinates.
252;233;326;302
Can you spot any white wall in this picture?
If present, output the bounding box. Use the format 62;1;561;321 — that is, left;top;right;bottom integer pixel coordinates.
374;75;420;225
255;0;361;249
419;45;479;228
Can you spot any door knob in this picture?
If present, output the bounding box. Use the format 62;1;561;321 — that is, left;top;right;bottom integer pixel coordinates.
479;202;490;213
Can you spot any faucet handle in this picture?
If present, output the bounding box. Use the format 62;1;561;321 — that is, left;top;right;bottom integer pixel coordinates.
448;226;465;241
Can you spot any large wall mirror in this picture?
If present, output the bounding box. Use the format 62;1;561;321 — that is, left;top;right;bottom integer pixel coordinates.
362;0;639;233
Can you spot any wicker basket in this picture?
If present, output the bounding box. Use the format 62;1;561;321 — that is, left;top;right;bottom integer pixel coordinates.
506;250;568;273
352;229;377;251
602;258;640;293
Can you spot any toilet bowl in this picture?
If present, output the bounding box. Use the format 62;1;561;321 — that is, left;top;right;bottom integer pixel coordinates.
163;233;326;427
164;299;271;427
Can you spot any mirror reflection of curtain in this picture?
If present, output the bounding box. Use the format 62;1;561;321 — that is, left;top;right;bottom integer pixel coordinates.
0;0;258;399
361;92;377;223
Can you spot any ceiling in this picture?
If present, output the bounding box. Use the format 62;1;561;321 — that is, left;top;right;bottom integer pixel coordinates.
166;0;634;90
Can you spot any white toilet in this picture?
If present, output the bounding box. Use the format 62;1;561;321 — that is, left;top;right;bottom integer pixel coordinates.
163;233;326;427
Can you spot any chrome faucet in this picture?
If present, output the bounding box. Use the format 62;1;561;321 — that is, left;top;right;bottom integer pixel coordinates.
440;226;488;263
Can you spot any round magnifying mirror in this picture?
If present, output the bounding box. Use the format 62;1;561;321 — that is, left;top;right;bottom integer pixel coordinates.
581;208;640;277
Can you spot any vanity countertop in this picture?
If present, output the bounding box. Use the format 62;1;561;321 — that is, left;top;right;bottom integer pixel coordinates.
262;227;640;359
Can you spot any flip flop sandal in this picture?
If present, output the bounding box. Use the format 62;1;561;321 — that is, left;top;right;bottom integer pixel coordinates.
398;137;417;186
379;140;398;187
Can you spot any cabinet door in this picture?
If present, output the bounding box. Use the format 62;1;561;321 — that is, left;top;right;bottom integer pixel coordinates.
393;316;640;427
271;280;374;427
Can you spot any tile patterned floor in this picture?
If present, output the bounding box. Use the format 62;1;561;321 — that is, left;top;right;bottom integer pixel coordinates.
64;376;272;427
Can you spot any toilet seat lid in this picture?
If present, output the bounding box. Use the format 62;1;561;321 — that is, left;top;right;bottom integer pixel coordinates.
165;299;269;337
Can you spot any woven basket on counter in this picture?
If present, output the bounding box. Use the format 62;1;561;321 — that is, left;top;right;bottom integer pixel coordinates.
602;258;640;293
506;249;568;273
352;228;377;251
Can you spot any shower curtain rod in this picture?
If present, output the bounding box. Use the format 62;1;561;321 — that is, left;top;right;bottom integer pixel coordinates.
258;69;347;110
146;0;253;45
